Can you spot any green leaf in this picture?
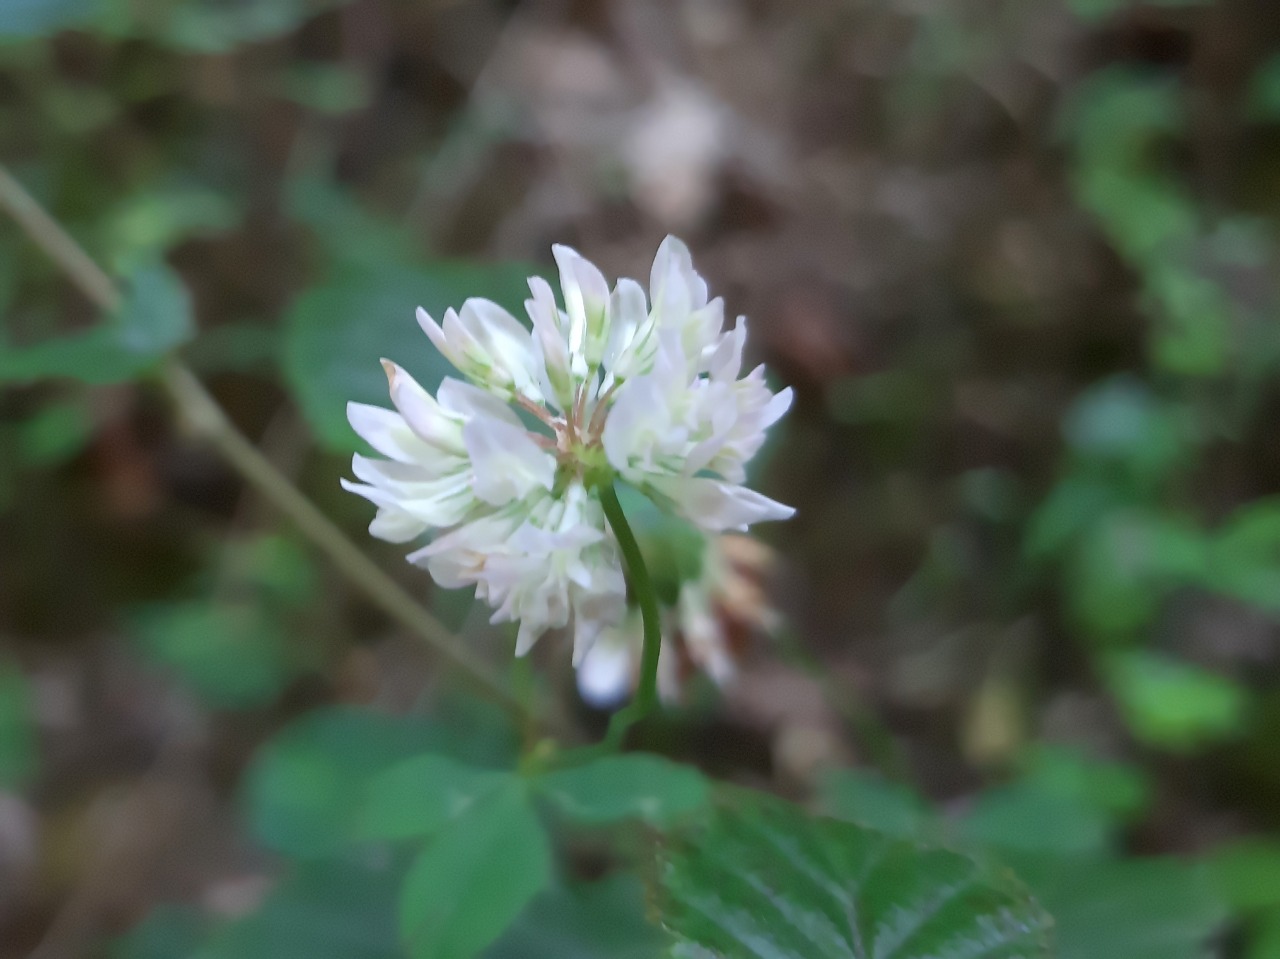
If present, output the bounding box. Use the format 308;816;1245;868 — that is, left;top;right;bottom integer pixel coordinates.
184;322;279;375
1247;56;1280;122
282;262;535;451
1068;0;1211;24
104;182;241;269
1249;908;1280;959
0;658;36;789
155;0;359;53
17;398;93;466
399;783;552;959
1017;746;1150;822
819;768;932;838
656;794;1053;959
537;754;710;826
227;534;319;608
1066;510;1206;644
1010;855;1223;959
132;600;297;709
0;261;194;385
1206;499;1280;614
357;753;512;841
485;876;664;959
1145;264;1232;378
0;0;100;38
1210;840;1280;913
959;782;1114;857
243;706;456;858
1060;376;1189;483
1024;477;1123;561
1104;650;1248;750
194;859;400;959
110;904;209;959
276;64;373;115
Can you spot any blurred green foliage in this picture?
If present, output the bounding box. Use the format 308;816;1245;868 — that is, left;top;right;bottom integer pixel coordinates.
822;752;1223;959
4;0;1280;957
0;657;36;788
0;261;192;383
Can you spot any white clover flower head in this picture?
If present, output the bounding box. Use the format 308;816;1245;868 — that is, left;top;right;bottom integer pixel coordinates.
343;236;793;661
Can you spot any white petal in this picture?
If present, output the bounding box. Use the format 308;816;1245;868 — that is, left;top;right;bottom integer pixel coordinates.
436;377;522;428
459;298;543;401
526;276;573;407
571;570;627;666
381;360;465;455
601;376;666;472
707;316;747;381
552;244;590;359
415;306;457;368
603;277;652;378
649;235;706;326
552;245;611;373
575;628;635;707
369;507;429;543
651;476;794;531
346;402;434;463
760;385;793;429
463;417;556;505
348;456;475;527
515;619;544;657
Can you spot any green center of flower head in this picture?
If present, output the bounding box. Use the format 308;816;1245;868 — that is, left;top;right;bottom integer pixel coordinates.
515;382;618;490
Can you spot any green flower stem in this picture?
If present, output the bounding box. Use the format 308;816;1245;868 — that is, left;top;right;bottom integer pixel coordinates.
598;482;663;749
0;162;564;736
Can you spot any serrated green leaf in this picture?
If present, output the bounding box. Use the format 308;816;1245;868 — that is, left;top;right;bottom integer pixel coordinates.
282;262;535;451
0;261;193;385
357;753;512;840
657;794;1053;959
399;783;552;959
538;754;710;826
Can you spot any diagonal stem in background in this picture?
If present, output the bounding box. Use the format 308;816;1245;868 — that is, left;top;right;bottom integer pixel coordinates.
0;163;552;731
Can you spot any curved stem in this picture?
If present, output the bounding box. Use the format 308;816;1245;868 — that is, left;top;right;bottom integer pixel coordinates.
598;482;662;748
0;163;556;733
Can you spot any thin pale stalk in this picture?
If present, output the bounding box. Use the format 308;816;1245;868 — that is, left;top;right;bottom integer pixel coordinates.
0;162;555;732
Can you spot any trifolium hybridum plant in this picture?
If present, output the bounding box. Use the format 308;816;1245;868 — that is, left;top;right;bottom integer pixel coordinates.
342;236;793;671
